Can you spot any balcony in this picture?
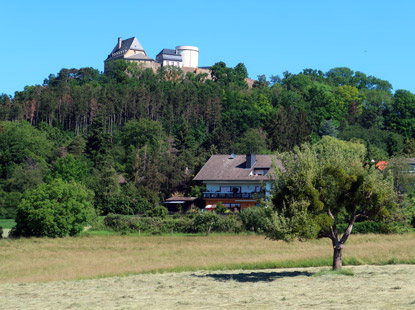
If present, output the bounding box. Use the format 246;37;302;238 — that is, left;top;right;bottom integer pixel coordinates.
202;192;265;199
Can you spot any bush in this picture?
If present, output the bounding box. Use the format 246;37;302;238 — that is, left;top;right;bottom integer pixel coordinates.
240;207;270;233
102;214;194;234
14;179;96;237
216;215;243;233
145;206;168;218
193;212;220;235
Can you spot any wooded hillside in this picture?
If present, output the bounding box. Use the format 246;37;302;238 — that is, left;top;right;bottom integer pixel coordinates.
1;61;415;219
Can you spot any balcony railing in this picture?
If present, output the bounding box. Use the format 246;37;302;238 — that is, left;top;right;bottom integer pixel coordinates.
203;192;265;199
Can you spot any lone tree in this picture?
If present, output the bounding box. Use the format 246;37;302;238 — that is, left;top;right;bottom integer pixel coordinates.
267;136;397;269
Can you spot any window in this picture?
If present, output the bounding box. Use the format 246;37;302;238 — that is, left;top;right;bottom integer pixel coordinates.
251;168;269;176
255;186;263;193
220;186;241;193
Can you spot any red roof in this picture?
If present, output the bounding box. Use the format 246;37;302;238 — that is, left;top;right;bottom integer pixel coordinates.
376;161;388;171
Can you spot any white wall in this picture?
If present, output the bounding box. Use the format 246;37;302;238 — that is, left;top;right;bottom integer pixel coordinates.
176;46;199;68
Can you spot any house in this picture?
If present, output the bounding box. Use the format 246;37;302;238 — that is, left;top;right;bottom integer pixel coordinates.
163;196;200;213
193;154;282;211
104;37;159;72
156;48;183;68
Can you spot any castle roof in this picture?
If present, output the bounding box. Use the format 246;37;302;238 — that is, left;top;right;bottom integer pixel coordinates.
125;54;154;61
106;37;152;62
157;48;177;56
111;37;145;54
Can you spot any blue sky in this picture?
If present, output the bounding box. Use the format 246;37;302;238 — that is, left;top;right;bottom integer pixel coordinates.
1;0;414;96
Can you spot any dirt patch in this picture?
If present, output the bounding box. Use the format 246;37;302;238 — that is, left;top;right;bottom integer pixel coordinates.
1;265;414;309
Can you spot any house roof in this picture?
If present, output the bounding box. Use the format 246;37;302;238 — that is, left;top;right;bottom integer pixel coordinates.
106;37;150;62
193;155;282;181
157;48;177;56
376;161;388;171
125;54;154;61
111;37;145;54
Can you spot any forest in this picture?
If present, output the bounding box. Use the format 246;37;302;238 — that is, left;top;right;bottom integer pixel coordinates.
1;60;415;226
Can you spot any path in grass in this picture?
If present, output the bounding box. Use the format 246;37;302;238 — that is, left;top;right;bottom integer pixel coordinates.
1;265;415;309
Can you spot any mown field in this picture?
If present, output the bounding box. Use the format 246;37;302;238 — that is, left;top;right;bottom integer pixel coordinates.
1;265;415;309
1;233;415;283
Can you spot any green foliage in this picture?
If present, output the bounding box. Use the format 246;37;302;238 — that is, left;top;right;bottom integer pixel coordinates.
0;64;412;235
103;213;195;234
146;206;168;219
46;154;90;183
15;179;95;237
340;125;404;159
319;120;338;138
104;191;152;215
240;207;271;232
0;121;54;179
268;137;397;242
193;212;220;235
215;202;228;214
233;128;269;154
121;119;165;150
215;215;243;233
336;221;397;234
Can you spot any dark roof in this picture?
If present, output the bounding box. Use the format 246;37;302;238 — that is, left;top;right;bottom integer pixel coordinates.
157;48;177;56
106;37;149;61
193;155;282;181
111;37;144;54
125;54;154;61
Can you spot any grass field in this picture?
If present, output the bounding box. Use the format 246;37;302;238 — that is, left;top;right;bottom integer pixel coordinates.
1;265;415;309
1;233;415;283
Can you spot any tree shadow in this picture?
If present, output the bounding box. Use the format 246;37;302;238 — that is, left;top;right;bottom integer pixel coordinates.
193;270;313;283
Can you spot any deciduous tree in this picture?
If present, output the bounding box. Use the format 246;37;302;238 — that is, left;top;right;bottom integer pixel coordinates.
267;137;396;269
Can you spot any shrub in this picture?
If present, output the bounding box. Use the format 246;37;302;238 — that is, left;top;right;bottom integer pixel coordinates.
216;215;243;233
193;212;220;235
102;214;195;234
240;207;270;233
14;179;95;237
145;206;168;218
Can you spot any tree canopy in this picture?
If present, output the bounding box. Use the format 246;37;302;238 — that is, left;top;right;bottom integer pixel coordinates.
267;137;397;269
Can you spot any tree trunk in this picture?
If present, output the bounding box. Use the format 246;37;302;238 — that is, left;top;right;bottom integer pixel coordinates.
332;244;343;270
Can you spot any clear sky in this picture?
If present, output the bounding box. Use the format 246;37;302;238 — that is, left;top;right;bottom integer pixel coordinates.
1;0;414;96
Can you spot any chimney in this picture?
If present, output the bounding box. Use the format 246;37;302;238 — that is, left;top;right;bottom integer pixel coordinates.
118;37;122;49
246;154;256;169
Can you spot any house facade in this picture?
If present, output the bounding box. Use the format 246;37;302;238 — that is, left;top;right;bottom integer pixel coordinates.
193;154;282;211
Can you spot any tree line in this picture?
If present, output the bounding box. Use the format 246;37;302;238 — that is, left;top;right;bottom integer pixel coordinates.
1;61;415;228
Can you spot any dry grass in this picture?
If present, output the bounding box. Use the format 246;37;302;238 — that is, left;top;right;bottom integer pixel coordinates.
1;265;415;309
1;233;415;283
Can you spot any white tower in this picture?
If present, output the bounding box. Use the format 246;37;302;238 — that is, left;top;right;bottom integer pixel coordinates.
176;46;199;68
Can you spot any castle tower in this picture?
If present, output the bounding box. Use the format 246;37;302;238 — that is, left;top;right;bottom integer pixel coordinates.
176;46;199;68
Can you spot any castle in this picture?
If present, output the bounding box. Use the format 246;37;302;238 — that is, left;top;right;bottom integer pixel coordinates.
104;37;210;76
